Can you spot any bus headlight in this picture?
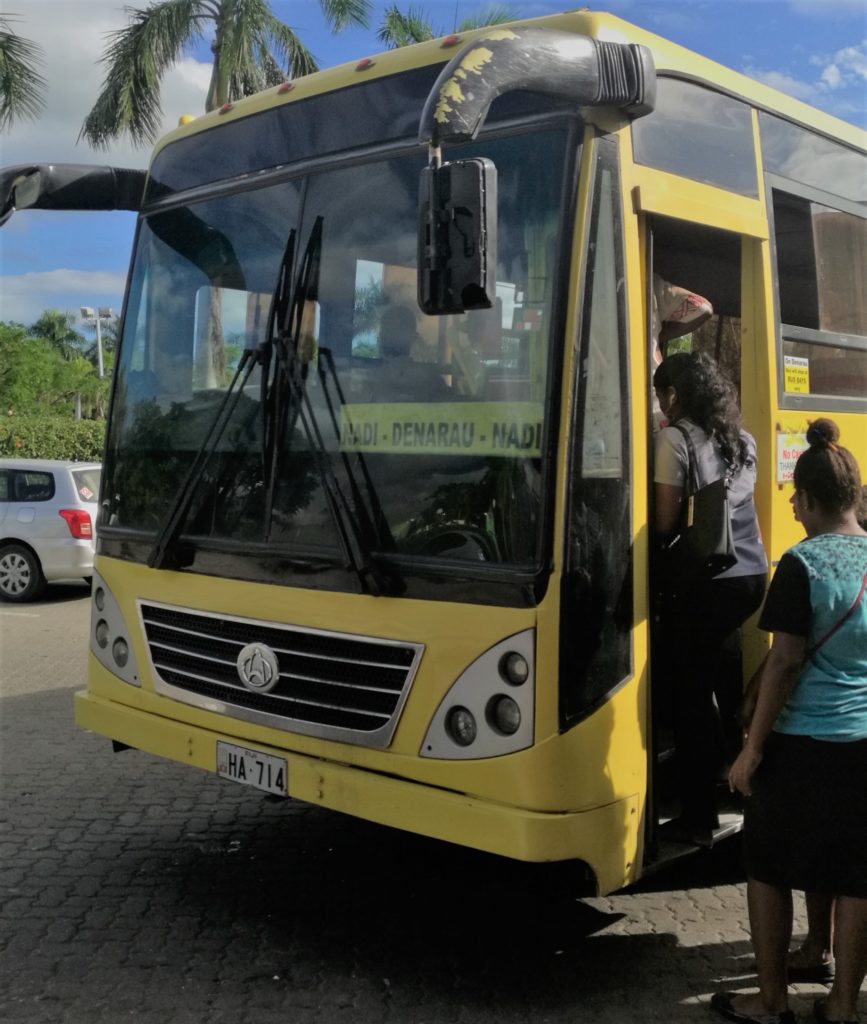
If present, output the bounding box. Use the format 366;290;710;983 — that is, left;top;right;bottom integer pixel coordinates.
95;619;110;649
89;571;141;687
500;652;529;685
420;629;534;760
488;695;521;735
112;638;130;668
446;707;477;746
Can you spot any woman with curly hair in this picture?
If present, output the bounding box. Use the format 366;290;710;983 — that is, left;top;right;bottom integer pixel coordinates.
713;419;867;1024
652;351;768;846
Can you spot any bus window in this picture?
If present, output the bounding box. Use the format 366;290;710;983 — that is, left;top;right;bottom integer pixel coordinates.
771;188;867;403
632;78;758;197
760;112;866;203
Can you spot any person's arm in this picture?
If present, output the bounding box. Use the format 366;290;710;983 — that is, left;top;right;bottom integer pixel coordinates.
653;427;687;536
656;285;713;349
654;482;683;536
658;308;712;346
728;631;806;796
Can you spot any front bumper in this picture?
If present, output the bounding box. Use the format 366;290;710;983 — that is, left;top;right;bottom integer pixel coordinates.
74;689;641;895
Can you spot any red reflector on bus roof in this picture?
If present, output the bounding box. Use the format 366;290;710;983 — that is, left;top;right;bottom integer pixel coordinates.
441;35;461;47
355;58;375;71
277;82;294;94
219;103;233;114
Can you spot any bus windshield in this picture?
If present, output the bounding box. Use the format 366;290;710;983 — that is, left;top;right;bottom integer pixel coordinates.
103;125;573;579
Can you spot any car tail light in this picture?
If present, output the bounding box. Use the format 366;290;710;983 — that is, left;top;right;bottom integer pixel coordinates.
59;508;93;539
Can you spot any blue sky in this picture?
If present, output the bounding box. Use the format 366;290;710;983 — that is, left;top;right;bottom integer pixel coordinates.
1;0;865;332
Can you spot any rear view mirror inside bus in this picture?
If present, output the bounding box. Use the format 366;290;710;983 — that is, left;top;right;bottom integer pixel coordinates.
417;158;497;315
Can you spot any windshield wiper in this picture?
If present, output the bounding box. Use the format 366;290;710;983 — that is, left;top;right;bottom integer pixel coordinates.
264;217;390;596
147;345;265;570
316;347;397;558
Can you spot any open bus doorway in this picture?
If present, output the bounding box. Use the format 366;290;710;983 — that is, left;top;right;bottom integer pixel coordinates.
644;217;749;868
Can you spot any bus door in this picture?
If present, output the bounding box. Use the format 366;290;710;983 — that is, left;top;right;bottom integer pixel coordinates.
640;213;764;865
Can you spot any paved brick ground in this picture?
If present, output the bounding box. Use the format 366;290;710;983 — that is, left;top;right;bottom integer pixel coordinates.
1;584;863;1023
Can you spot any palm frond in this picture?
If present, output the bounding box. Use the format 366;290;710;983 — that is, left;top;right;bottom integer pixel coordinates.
80;0;205;149
377;5;434;49
458;4;516;31
262;12;317;79
319;0;372;33
0;16;47;131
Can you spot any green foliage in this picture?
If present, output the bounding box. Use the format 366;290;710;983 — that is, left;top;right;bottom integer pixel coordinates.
0;415;105;461
29;309;86;359
0;14;47;130
0;320;110;420
378;3;515;48
81;0;372;149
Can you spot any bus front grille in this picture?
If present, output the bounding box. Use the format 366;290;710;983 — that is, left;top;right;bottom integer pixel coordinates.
138;602;423;747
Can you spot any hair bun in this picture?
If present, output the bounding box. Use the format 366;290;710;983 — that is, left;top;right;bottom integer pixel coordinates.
806;417;840;447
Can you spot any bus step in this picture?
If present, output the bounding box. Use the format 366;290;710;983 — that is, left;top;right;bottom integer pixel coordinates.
643;810;743;875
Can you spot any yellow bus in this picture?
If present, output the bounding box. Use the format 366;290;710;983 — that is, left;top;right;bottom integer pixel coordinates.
6;10;864;896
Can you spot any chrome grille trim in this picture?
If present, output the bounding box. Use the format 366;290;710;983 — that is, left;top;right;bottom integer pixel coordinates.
139;600;424;747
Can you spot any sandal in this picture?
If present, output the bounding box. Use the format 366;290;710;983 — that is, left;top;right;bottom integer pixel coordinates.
813;996;860;1023
711;991;795;1024
788;957;835;983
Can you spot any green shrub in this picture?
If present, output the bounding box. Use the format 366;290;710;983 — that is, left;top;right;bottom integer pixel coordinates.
0;416;106;461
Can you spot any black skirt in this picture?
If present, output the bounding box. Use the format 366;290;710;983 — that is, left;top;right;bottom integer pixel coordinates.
744;732;867;898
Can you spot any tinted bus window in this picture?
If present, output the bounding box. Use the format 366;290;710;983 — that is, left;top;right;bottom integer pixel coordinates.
632;77;758;196
760;113;866;202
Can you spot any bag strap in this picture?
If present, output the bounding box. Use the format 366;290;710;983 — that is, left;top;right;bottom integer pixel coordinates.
672;422;699;496
806;568;867;660
672;422;733;495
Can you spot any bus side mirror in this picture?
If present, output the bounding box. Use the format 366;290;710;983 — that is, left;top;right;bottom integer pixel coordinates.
418;158;497;315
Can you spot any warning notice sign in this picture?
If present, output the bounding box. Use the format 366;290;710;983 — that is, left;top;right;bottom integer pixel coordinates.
776;430;808;483
340;402;544;457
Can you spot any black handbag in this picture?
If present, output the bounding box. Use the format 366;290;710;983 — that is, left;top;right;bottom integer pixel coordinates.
661;423;737;585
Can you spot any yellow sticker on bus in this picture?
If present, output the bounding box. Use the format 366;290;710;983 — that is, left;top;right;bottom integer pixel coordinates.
339;402;544;456
783;355;810;394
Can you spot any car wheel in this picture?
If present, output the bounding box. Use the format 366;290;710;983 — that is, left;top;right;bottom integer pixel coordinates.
0;544;47;602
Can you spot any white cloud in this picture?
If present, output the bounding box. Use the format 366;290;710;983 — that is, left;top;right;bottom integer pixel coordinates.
821;64;843;90
1;1;213;169
0;269;128;325
812;41;867;92
742;39;867;127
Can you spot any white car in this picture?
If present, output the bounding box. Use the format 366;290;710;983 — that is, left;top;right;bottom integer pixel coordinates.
0;459;101;602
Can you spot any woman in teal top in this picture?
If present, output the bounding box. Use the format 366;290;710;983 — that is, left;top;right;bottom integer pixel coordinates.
713;419;867;1024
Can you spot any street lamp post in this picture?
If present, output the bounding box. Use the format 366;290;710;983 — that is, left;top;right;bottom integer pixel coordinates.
80;306;113;378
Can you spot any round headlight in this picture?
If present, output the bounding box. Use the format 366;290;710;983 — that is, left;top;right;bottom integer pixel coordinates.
94;587;105;611
500;652;529;686
446;706;477;747
95;619;110;649
112;637;129;668
489;695;521;735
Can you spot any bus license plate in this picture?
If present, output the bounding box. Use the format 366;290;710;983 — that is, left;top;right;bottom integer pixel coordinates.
216;741;287;796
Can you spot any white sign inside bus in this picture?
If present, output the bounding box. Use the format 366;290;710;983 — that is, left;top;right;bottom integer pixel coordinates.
340;401;544;456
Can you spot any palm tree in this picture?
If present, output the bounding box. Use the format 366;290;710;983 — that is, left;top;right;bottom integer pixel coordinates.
377;3;514;49
0;14;47;131
29;310;86;362
81;0;372;149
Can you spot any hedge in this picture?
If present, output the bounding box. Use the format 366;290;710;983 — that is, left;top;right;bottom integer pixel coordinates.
0;416;106;461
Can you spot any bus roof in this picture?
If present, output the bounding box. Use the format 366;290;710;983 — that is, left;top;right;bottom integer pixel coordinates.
151;9;866;162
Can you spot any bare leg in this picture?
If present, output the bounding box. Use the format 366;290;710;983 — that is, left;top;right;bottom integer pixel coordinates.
823;895;867;1021
791;892;834;967
730;878;792;1015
